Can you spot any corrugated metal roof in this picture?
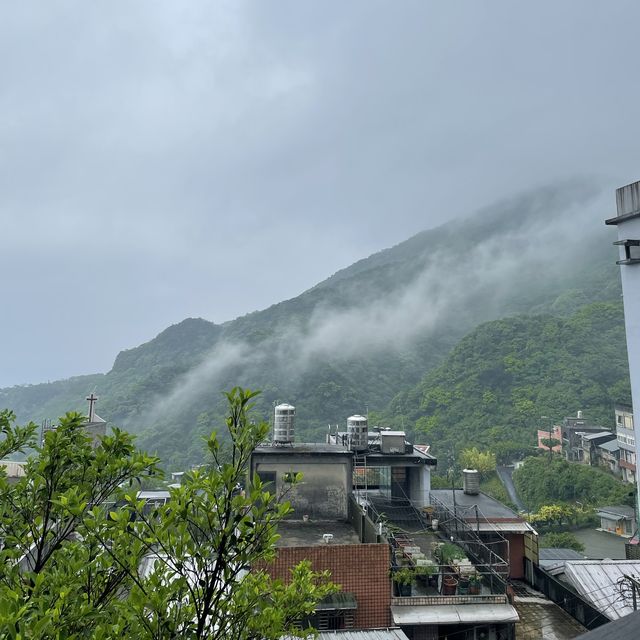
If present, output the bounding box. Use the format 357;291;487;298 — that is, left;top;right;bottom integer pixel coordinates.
0;460;26;477
564;560;640;620
574;609;640;639
391;604;519;625
475;522;534;533
539;548;587;574
598;440;620;452
283;631;410;640
582;432;614;441
137;490;170;500
597;506;635;519
539;548;586;561
317;631;410;640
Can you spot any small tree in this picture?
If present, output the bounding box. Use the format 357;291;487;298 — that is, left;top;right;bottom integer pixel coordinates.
527;504;573;527
110;387;336;639
540;438;561;458
459;447;496;478
540;532;585;553
0;409;161;636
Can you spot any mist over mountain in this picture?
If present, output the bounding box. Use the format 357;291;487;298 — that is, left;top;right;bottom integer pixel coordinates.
0;182;622;468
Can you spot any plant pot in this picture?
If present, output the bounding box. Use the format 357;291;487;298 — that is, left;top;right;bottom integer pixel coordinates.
457;576;470;595
442;576;458;595
395;581;412;597
469;583;481;595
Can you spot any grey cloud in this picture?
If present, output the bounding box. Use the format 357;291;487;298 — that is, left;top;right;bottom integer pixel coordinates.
1;1;638;387
145;183;611;422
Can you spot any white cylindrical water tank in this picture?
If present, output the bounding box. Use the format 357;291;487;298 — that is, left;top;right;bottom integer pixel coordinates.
347;414;368;451
462;469;480;496
273;403;295;443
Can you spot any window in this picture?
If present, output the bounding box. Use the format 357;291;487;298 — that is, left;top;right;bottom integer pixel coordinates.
257;470;276;491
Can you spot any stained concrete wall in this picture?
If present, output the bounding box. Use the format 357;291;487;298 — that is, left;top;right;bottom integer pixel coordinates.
408;465;432;508
253;454;351;520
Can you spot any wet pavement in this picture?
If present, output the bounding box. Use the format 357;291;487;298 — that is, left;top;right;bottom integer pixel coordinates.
497;465;526;511
573;527;626;559
512;582;587;639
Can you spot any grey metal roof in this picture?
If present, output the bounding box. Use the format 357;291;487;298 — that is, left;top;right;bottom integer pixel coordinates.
539;548;586;561
564;560;640;620
539;548;586;573
475;521;534;533
284;631;410;640
430;489;521;520
391;603;519;624
137;490;170;500
598;440;620;453
574;609;640;639
597;506;635;519
582;431;615;441
317;632;409;640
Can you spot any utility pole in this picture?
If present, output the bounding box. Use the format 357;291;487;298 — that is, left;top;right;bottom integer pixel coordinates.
541;415;553;460
449;449;458;537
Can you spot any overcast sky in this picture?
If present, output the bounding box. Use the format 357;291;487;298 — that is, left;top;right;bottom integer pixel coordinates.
2;1;640;387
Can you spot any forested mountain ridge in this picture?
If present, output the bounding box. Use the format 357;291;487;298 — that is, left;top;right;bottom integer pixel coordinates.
0;183;625;469
392;301;630;463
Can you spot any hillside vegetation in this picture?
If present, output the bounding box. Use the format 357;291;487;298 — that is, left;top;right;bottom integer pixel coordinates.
397;302;630;462
513;456;632;511
0;184;625;469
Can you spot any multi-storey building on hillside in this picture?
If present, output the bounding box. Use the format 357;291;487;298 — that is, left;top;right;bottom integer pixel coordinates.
615;404;636;485
606;179;640;558
248;404;608;637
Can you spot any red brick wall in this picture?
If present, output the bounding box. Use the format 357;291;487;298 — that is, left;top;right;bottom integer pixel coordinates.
258;544;391;628
507;533;525;579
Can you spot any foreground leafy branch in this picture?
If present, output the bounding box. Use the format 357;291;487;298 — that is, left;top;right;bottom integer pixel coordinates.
0;389;335;639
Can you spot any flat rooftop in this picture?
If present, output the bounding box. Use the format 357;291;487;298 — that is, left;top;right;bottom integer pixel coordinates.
430;489;522;521
253;443;352;455
276;520;361;547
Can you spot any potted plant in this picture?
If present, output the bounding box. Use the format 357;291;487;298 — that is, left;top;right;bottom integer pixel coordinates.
414;563;437;587
436;542;467;567
441;573;458;595
393;567;415;596
468;574;482;595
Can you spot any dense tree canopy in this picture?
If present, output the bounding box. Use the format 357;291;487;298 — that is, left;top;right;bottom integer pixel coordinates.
513;456;632;512
0;391;334;639
400;302;629;461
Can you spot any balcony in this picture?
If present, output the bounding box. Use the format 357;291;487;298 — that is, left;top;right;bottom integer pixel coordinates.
619;458;636;472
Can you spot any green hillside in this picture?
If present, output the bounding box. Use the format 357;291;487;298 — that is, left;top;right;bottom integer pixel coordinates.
396;302;630;463
0;184;625;469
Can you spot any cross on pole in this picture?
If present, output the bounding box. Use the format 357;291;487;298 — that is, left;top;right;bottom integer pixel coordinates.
86;392;98;422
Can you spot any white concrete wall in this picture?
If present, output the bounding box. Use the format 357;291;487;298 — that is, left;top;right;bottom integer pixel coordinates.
408;465;431;507
613;209;640;498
